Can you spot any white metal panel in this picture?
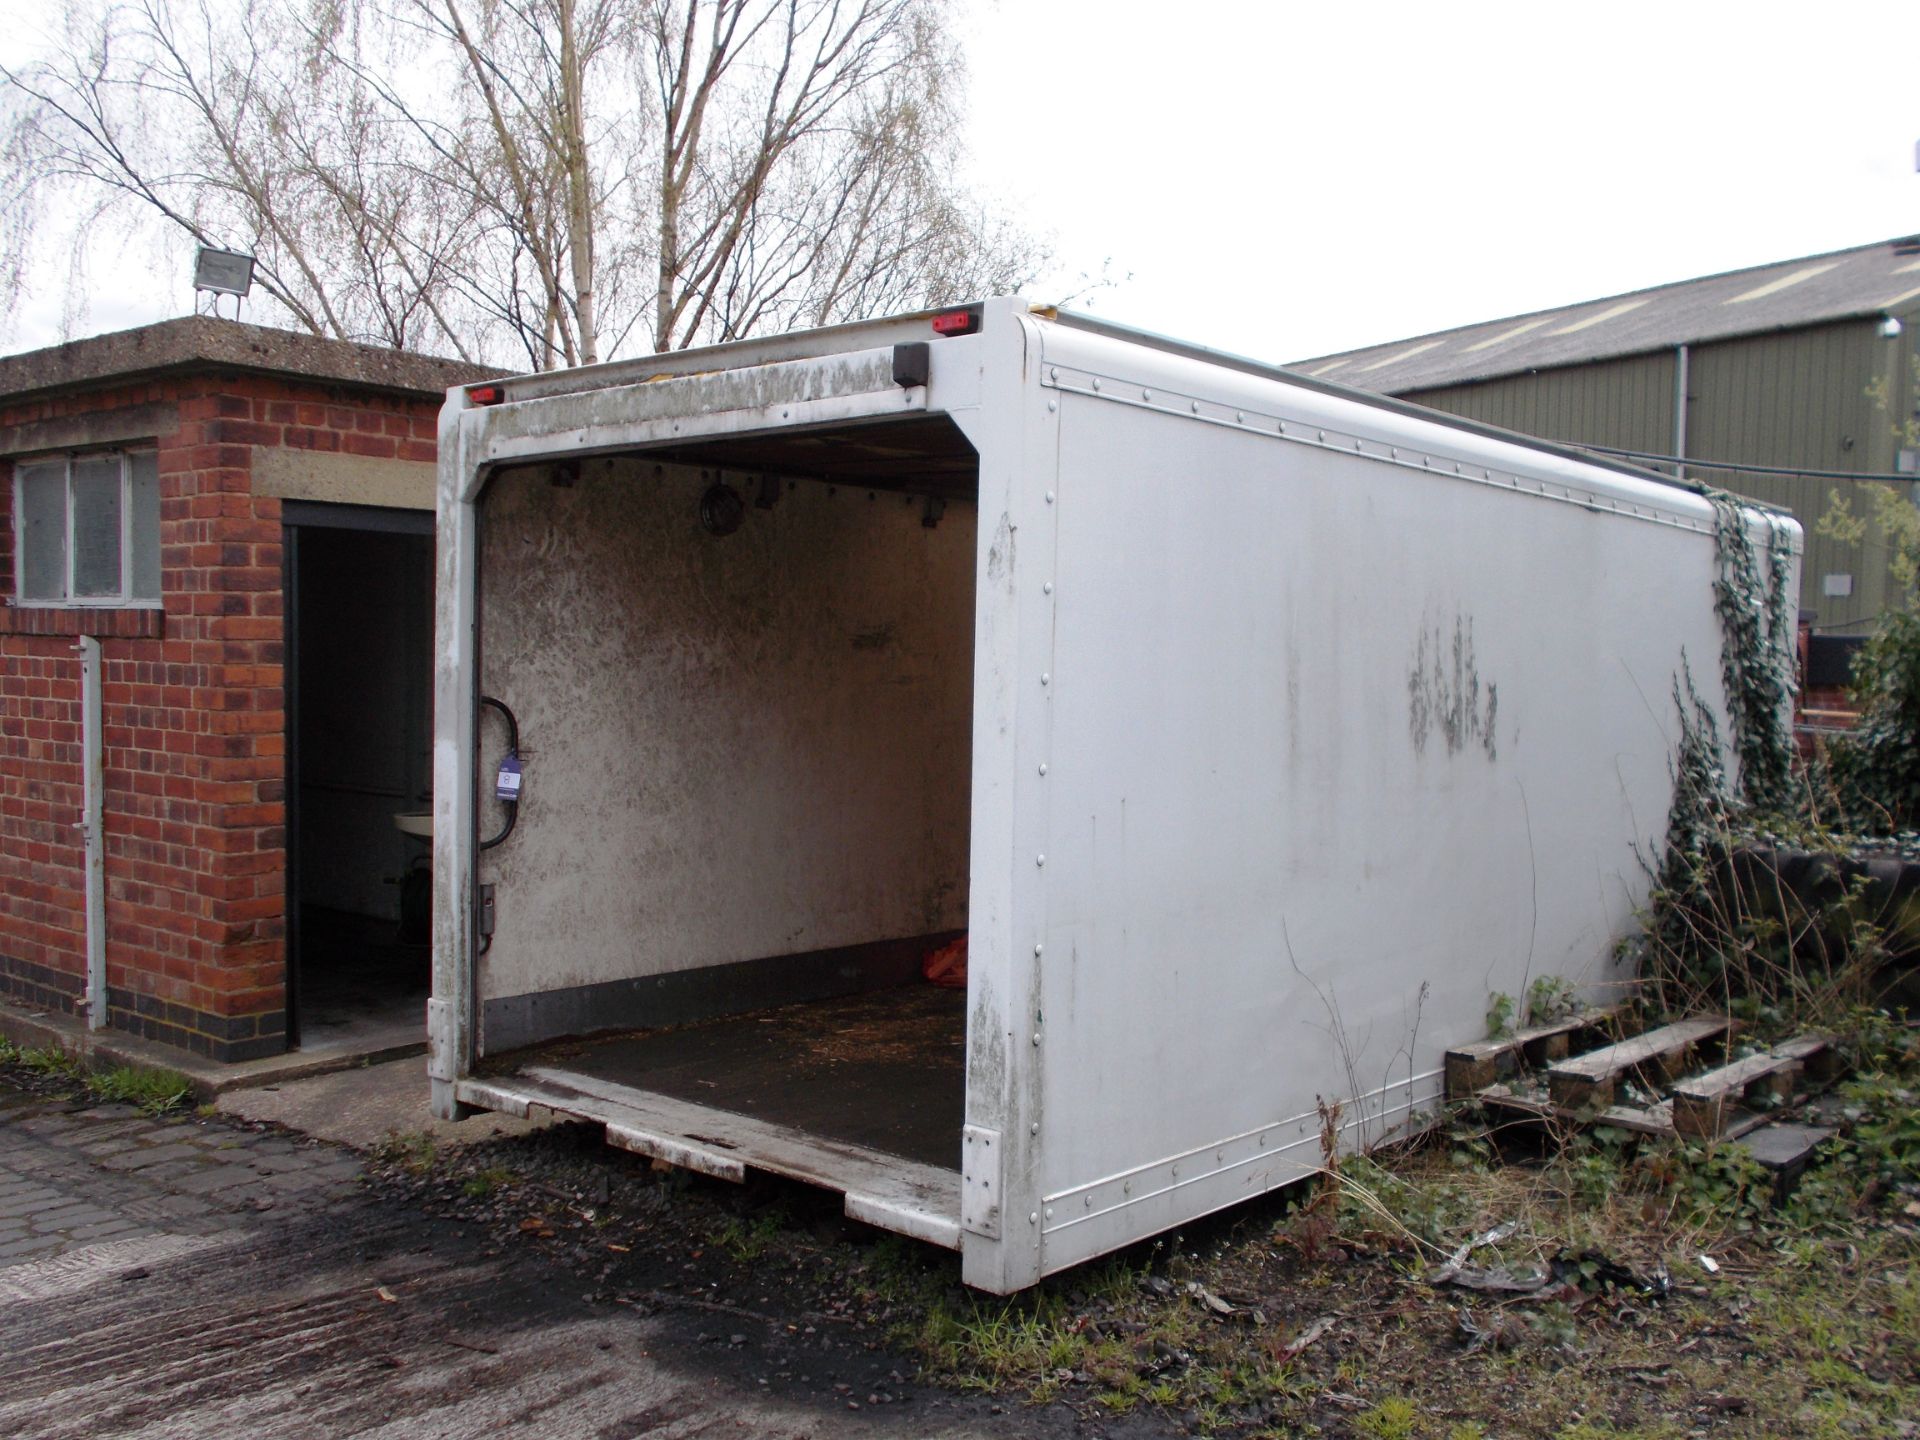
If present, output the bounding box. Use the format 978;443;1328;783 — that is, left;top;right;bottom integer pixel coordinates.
471;349;926;471
428;389;480;1120
949;306;1060;1293
1016;323;1792;1277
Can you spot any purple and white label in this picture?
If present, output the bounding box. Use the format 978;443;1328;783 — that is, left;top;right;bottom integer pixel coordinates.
495;753;523;802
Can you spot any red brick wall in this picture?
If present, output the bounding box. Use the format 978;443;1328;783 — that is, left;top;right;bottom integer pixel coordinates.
1;372;442;1060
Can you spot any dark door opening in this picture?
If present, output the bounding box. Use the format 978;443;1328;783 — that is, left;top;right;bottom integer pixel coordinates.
284;503;434;1055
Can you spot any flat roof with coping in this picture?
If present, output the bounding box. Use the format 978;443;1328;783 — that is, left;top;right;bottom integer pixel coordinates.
0;315;500;403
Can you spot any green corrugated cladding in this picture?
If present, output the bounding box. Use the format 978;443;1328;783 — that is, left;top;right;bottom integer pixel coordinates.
1410;349;1678;463
1404;317;1920;634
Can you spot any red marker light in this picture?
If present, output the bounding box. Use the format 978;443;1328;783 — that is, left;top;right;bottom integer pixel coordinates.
931;307;981;337
468;384;505;405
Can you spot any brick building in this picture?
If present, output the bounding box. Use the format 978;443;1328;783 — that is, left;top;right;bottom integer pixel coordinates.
1;318;490;1061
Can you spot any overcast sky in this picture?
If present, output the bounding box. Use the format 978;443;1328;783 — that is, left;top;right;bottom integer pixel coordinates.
960;0;1920;363
5;0;1917;363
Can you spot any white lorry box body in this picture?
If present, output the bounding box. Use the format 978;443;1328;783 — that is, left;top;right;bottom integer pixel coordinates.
429;298;1798;1292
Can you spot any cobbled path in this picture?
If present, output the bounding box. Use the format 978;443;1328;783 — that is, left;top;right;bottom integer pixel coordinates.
0;1085;360;1280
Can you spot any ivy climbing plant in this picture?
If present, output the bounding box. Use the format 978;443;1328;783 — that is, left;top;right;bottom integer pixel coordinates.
1707;492;1798;814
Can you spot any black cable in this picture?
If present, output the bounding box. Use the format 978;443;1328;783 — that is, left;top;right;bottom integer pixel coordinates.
1572;443;1917;485
479;694;519;851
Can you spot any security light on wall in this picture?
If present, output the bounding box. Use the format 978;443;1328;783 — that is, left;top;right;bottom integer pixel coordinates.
193;246;255;319
1880;316;1905;339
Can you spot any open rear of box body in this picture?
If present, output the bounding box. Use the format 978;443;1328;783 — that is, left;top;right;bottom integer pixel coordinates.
431;301;1799;1293
458;414;981;1250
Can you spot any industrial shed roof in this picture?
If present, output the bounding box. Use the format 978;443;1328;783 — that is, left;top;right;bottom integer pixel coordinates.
1289;235;1920;394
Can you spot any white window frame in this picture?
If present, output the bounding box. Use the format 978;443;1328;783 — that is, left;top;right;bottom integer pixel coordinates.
10;449;162;609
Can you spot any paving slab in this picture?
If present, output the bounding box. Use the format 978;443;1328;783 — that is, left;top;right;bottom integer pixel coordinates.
218;1054;552;1150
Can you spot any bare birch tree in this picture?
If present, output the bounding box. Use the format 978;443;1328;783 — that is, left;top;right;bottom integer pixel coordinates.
1;0;1045;367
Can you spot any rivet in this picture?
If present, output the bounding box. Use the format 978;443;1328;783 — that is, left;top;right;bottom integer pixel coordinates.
1037;763;1048;776
1170;1165;1178;1178
1044;1205;1053;1218
1084;1195;1093;1208
1031;1122;1040;1134
1048;367;1059;382
1123;1181;1131;1195
1390;447;1398;459
1091;377;1101;391
1034;942;1044;955
1047;399;1057;412
1277;421;1286;434
1040;672;1050;686
1259;1134;1266;1147
1235;411;1244;423
1190;400;1199;414
1142;388;1151;400
1043;581;1053;594
1033;1031;1042;1045
1030;1211;1038;1224
1317;429;1326;442
1035;854;1046;867
1044;490;1055;504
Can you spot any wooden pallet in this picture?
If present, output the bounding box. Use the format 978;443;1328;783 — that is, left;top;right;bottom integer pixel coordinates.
1670;1036;1837;1139
1545;1015;1736;1111
1452;1012;1837;1142
1444;1007;1625;1098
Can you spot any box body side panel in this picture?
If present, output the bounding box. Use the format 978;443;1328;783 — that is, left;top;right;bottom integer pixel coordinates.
1021;330;1787;1274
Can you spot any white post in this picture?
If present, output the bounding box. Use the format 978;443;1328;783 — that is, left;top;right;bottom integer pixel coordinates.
74;635;107;1031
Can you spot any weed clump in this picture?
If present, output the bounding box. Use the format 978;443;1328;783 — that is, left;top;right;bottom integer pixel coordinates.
0;1038;190;1115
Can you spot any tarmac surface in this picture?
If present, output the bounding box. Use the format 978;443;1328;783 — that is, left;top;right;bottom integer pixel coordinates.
0;1077;1073;1439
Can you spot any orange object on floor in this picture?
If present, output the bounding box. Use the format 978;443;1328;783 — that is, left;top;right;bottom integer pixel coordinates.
922;935;967;988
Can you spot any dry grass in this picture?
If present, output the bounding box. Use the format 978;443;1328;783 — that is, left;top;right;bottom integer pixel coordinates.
865;1021;1920;1438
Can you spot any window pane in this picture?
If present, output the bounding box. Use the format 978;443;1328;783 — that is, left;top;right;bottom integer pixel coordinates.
71;455;123;598
129;451;161;601
16;461;68;601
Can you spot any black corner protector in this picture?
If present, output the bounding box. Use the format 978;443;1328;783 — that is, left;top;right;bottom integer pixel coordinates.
892;341;931;389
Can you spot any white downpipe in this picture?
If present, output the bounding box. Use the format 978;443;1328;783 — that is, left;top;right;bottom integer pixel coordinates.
74;635;106;1031
1673;343;1690;483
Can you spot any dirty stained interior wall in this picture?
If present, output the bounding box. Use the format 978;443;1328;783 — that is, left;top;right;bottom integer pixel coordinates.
474;455;976;1034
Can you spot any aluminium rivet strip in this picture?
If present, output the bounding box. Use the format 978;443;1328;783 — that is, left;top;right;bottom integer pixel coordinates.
1038;364;1725;540
1040;1069;1444;1236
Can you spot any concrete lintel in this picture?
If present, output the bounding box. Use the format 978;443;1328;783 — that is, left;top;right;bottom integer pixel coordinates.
0;403;179;458
251;447;435;512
